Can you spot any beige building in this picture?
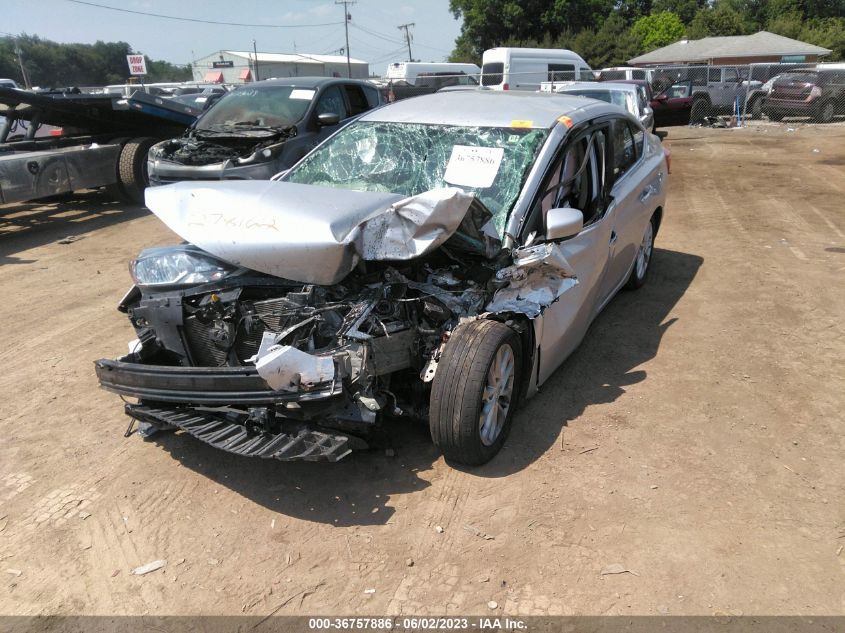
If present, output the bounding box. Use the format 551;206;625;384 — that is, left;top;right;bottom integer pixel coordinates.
192;50;369;84
629;31;831;67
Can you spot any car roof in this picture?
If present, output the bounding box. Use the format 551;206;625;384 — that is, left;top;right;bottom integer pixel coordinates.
246;77;374;89
358;90;616;129
555;82;638;93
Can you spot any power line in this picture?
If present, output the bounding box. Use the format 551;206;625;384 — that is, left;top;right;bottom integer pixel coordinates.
350;23;404;45
64;0;344;28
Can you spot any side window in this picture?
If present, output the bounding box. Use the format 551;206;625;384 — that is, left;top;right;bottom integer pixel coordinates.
523;127;608;239
315;86;348;120
579;67;595;81
611;121;637;180
708;67;721;83
362;85;380;108
723;67;738;82
548;63;575;81
344;85;370;116
632;70;646;80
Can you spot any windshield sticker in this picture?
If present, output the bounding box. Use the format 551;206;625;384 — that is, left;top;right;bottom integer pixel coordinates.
443;145;504;189
510;119;534;128
290;89;316;100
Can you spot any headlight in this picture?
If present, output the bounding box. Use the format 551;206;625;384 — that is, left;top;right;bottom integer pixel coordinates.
130;247;234;287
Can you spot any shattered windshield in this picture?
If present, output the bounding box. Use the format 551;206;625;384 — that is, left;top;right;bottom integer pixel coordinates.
196;86;312;131
286;122;548;234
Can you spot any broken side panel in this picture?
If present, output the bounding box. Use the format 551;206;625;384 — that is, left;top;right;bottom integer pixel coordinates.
486;242;578;318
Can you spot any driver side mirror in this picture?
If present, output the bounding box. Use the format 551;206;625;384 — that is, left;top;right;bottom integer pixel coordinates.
547;207;584;241
654;93;668;102
317;112;340;126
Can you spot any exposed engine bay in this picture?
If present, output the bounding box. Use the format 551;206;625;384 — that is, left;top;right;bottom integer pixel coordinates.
150;127;295;167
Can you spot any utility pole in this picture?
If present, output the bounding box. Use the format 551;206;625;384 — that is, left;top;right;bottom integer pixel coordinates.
397;23;415;62
13;38;31;89
336;0;356;78
252;39;260;81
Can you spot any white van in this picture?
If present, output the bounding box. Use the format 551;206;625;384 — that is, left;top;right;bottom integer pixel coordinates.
385;62;481;86
480;48;593;91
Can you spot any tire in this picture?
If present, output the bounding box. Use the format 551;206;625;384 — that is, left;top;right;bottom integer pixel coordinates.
429;320;523;466
689;97;710;124
767;111;784;122
816;100;835;124
625;214;657;290
104;137;130;202
117;137;157;205
749;97;762;120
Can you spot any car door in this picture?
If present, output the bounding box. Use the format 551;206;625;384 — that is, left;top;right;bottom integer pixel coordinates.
524;124;616;383
652;81;692;126
603;117;666;301
281;85;350;167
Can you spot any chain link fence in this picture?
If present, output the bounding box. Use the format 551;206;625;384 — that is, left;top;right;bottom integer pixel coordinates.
639;62;845;128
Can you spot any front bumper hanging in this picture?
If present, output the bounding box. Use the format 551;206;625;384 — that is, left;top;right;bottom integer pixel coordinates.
125;403;359;462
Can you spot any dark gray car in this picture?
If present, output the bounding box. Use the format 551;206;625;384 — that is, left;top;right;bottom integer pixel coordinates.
147;77;382;185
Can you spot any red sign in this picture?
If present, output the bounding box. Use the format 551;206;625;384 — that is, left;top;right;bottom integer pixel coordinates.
126;54;147;76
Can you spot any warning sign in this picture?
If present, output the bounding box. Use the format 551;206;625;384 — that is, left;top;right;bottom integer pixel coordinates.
126;54;147;76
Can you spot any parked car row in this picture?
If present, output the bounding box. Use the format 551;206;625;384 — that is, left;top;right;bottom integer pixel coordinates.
594;62;844;126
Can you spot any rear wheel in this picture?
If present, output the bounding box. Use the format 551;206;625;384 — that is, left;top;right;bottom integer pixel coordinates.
749;97;762;120
767;111;784;122
625;215;657;290
116;137;157;205
689;97;710;124
429;320;522;466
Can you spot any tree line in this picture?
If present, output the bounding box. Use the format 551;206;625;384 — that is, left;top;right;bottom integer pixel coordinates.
448;0;845;67
0;35;191;88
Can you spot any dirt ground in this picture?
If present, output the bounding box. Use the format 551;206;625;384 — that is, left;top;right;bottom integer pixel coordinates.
1;125;843;619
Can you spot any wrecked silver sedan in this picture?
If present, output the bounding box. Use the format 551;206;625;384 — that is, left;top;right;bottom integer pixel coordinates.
95;91;667;466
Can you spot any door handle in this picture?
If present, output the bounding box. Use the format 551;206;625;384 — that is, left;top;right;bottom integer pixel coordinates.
639;186;653;202
609;230;618;245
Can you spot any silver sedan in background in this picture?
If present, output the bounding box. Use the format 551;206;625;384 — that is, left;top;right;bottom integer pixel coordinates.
96;91;667;467
541;81;655;132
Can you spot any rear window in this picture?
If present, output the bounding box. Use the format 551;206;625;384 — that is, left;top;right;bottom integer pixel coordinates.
481;62;504;86
777;72;820;84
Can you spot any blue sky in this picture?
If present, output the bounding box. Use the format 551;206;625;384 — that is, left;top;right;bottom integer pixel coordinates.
4;0;463;70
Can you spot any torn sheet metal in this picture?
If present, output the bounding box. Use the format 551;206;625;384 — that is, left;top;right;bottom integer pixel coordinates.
485;242;578;318
255;344;335;392
145;181;477;285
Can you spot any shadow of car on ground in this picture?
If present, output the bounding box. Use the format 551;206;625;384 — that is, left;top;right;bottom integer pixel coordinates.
151;247;703;526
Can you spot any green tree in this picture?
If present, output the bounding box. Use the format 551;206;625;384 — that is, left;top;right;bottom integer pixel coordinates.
631;11;686;50
651;0;707;24
449;0;614;59
0;34;189;88
687;3;751;38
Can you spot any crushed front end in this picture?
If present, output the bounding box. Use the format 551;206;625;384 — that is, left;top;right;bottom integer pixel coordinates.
95;243;499;462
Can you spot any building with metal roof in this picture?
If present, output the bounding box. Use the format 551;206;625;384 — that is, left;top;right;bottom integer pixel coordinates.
192;50;369;84
628;31;831;67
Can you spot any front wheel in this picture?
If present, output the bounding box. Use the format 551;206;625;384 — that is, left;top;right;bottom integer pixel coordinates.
429;320;523;466
816;101;835;123
625;215;657;290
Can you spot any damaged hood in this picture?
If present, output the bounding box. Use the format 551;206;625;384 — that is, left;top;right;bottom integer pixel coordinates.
145;181;480;285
